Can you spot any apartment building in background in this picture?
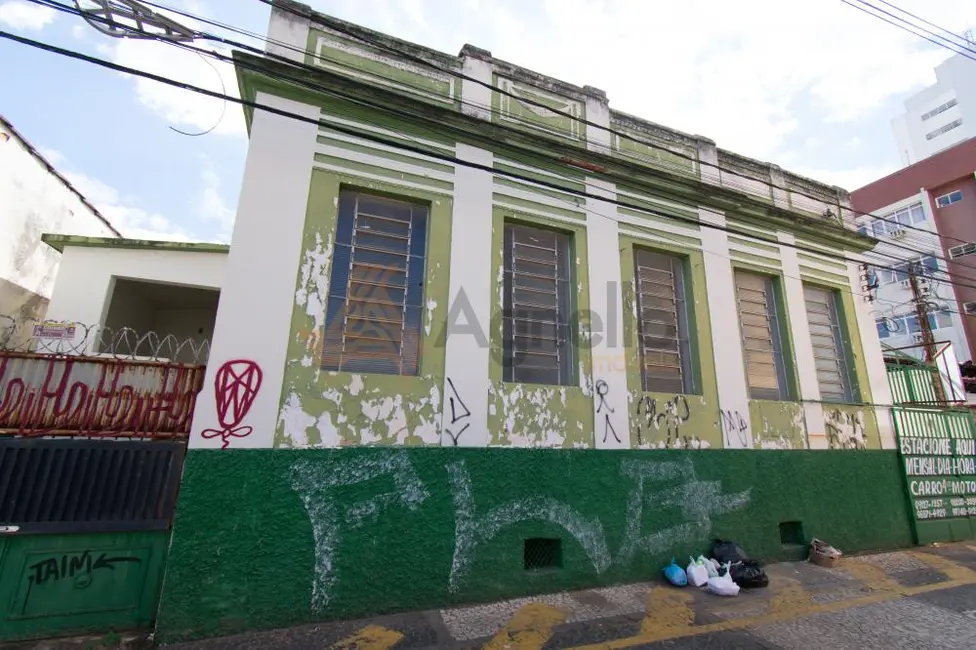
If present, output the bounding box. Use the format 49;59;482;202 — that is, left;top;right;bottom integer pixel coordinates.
851;136;976;363
892;51;976;166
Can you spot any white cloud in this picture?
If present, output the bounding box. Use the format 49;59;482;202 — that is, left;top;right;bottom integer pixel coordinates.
71;23;85;40
312;0;973;168
62;170;197;242
0;0;56;30
196;157;236;242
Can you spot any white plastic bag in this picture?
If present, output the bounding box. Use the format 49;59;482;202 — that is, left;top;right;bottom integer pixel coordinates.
686;556;709;587
706;562;740;597
698;555;719;578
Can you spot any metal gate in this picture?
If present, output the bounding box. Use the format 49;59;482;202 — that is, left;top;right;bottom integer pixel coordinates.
0;340;205;642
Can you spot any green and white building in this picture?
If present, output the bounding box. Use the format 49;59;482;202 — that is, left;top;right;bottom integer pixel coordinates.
154;0;917;640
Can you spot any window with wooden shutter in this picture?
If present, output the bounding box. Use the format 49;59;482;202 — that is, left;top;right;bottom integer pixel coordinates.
503;223;573;386
321;191;428;375
803;285;856;403
734;271;790;400
634;249;694;393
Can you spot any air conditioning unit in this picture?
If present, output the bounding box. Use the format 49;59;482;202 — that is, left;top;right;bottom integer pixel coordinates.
912;333;925;343
890;228;908;239
900;279;912;288
965;301;976;315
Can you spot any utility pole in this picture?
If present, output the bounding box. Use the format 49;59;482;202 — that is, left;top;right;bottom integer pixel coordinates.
907;261;946;402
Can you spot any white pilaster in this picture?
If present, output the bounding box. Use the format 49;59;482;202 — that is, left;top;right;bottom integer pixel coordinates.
189;94;320;449
778;232;824;448
267;5;310;63
585;95;611;155
440;143;493;447
459;46;493;122
586;179;629;448
700;208;753;448
848;259;896;449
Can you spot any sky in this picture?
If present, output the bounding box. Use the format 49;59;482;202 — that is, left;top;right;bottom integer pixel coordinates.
0;0;974;243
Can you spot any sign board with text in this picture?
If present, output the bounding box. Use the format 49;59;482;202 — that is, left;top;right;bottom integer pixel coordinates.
894;407;976;544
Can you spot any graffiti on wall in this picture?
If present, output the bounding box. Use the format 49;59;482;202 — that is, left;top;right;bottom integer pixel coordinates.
290;452;750;610
0;355;201;437
443;377;471;447
633;395;694;448
720;409;749;448
201;359;263;449
595;380;620;443
22;550;141;614
825;409;867;450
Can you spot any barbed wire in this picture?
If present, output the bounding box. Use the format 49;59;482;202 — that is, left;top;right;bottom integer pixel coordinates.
0;315;211;364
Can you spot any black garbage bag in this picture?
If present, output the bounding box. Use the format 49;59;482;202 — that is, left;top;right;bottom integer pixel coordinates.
729;559;769;589
712;539;749;564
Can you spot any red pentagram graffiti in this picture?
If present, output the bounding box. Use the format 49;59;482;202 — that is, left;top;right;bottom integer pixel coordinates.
200;359;263;449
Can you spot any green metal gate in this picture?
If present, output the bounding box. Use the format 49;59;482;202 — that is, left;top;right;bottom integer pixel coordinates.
0;438;185;642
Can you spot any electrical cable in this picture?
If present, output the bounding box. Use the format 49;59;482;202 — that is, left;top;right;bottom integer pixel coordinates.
3;26;933;288
40;0;976;262
254;0;976;249
855;0;976;55
14;4;976;296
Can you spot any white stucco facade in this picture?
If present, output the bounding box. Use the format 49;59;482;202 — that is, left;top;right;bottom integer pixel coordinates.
0;116;119;321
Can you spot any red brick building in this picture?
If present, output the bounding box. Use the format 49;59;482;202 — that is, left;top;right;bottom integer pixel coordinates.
851;137;976;362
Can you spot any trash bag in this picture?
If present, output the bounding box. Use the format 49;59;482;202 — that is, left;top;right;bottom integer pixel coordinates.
686;556;709;587
729;559;769;589
706;562;740;597
698;554;719;579
712;539;749;564
663;557;688;586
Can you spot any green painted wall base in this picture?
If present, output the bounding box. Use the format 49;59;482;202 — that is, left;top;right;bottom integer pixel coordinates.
0;531;170;642
156;448;913;643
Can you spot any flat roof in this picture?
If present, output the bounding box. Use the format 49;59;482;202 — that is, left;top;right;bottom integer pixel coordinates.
41;234;230;254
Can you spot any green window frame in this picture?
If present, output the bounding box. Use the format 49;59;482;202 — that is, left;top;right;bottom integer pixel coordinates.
803;284;857;403
734;270;791;400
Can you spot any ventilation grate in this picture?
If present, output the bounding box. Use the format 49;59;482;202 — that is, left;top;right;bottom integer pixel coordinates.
524;538;562;570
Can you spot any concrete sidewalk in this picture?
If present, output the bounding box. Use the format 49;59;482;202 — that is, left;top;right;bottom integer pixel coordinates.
158;542;976;650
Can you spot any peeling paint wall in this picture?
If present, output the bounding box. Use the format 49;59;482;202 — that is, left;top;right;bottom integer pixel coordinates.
486;208;594;447
276;168;452;448
749;400;809;450
618;235;722;449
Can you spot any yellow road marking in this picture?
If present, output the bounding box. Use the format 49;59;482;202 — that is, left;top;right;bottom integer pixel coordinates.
483;603;566;650
564;553;976;650
910;550;976;581
639;586;695;636
328;625;403;650
767;577;812;615
834;558;901;593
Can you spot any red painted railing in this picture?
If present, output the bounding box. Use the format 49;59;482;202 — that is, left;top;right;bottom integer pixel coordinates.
0;352;205;438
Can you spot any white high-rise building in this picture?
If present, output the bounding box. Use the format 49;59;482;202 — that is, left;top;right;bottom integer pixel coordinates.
892;52;976;166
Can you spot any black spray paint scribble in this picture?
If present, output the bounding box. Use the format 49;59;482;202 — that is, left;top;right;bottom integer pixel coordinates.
22;551;141;614
444;377;471;446
634;394;691;448
720;409;749;447
595;379;620;443
825;410;866;450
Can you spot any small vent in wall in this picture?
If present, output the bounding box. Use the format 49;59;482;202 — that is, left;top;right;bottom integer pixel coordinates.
964;302;976;315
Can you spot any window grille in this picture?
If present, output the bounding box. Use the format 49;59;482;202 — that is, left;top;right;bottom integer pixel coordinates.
634;249;693;393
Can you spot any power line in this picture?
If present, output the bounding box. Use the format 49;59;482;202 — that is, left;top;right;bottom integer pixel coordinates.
6;27;946;292
255;0;976;252
16;5;976;299
861;0;976;52
841;0;976;63
40;0;976;275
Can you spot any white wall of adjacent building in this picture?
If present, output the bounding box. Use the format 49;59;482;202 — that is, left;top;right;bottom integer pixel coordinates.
892;53;976;166
0;118;119;322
